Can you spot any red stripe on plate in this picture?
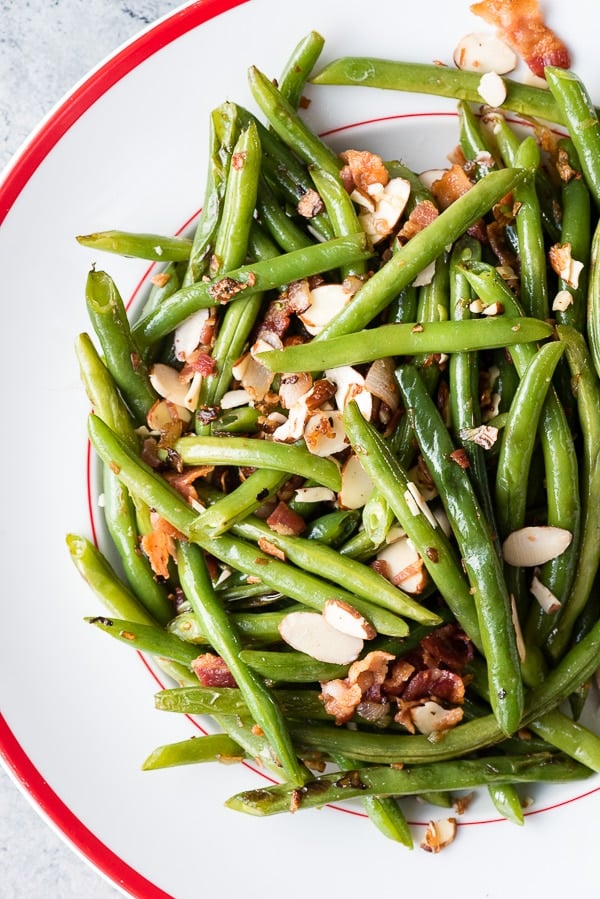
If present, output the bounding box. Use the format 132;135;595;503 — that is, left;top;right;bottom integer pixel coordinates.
0;0;249;226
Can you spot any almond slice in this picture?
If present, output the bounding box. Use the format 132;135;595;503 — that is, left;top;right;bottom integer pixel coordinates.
338;452;375;510
322;599;376;640
502;526;572;567
454;32;517;74
421;817;458;853
278;610;364;664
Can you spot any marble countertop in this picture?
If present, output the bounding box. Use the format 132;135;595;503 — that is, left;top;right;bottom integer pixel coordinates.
0;5;182;895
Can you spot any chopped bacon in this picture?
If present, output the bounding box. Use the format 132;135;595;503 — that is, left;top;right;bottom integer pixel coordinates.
297;188;325;219
266;501;307;536
320;679;363;725
470;0;570;78
140;513;183;579
430;165;474;210
180;350;217;379
398;199;439;242
163;465;213;503
401;668;466;704
420;623;475;672
339;149;389;193
192;653;237;688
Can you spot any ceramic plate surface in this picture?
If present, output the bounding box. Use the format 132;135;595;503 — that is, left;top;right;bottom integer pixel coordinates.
1;1;599;896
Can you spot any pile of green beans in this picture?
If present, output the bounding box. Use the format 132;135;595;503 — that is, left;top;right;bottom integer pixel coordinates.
69;30;600;849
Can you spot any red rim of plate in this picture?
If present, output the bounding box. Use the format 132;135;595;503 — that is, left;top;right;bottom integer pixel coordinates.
0;3;248;898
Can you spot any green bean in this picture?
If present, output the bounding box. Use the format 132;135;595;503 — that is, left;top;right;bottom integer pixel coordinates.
411;251;450;395
458;101;499;179
395;364;524;735
192;468;290;537
528;708;600;773
460;262;581;622
87;414;407;637
278;31;325;109
586;217;600;380
74;332;138;449
132;231;373;347
248;65;341;177
85;615;199;667
554;138;591;333
171;435;341;492
494;341;566;616
545;65;600;210
256;174;313;252
486;784;524;826
225;753;589;817
76;230;192;261
102;466;174;625
142;732;246;770
309;166;368;278
168;606;301;647
257;317;553;372
311;167;528;343
239;649;349;683
183;102;239;286
235;106;334;241
545;326;600;660
224;513;440;627
303;510;361;547
310;58;572;124
85;268;158;424
176;540;309;787
342;400;482;647
155;683;330;722
66;533;157;627
209;405;261;435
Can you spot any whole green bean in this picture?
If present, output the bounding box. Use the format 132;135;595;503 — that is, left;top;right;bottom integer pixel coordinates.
395;364;524;735
278;31;325;109
142;732;246;770
86;615;198;666
257;316;553;372
76;230;192;261
176;540;309;787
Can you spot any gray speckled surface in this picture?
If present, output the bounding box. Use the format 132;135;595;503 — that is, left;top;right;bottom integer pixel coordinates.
1;5;181;894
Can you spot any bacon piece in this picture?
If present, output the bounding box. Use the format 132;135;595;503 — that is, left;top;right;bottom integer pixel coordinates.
192;653;237;688
470;0;570;78
339;149;389;193
401;668;466;704
398;199;439;242
319;679;363;725
266;501;307;536
420;623;475;672
163;465;214;503
140;513;184;579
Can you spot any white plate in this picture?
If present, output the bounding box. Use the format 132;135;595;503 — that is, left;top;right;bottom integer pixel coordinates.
1;1;599;896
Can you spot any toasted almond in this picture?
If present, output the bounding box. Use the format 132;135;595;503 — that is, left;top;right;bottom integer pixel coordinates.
502;526;572;567
421;817;458;853
323;599;376;640
299;283;350;335
530;573;562;615
174;308;210;361
278;610;364;664
454;32;517;74
376;536;428;595
410;701;463;736
304;409;348;456
293;486;336;504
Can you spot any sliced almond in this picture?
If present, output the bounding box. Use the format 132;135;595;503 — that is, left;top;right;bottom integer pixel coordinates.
324;366;373;419
359;177;411;244
421;817;458;853
478;71;507;107
304;409;348;456
174;308;210;361
502;526;572;567
220;388;253;409
376;536;428;595
530;573;562;615
294;486;336;504
552;289;574;312
454;32;517;74
278;610;364;664
338;452;375;510
323;599;376;640
410;701;463;736
149;363;192;410
299;283;350;335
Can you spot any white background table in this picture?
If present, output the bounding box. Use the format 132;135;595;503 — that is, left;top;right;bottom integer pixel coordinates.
0;5;181;895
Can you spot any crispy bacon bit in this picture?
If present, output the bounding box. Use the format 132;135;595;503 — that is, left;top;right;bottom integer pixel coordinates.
163;465;214;503
319;679;363;725
339;149;389;193
450;448;471;469
257;537;286;560
266;501;307;536
192;652;237;688
180;350;217;378
297;188;325;218
548;243;584;289
398;199;439;242
140;513;183;579
151;272;171;287
319;650;395;725
402;668;466;704
208;275;252;303
470;0;570;78
420;623;475;671
556;145;579;183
